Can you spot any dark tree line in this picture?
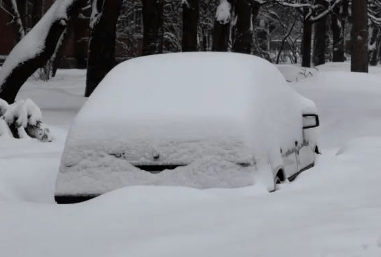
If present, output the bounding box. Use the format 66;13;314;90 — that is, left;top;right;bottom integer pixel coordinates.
0;0;379;103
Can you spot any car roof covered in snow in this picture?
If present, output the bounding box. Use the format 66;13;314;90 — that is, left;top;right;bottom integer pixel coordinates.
78;52;305;122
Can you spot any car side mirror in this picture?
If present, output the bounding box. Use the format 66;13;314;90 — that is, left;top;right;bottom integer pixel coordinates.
303;114;319;129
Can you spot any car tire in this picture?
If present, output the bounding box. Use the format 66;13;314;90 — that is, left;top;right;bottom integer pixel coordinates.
273;169;285;191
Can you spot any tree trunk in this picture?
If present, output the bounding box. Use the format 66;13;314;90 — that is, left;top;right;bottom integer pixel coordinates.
85;0;122;97
313;15;327;66
182;0;199;52
212;20;231;51
276;15;297;64
351;0;368;73
369;24;380;66
32;0;43;26
142;0;164;55
301;10;312;68
0;0;82;104
212;0;232;51
232;0;253;54
331;0;348;62
2;0;26;41
331;12;344;62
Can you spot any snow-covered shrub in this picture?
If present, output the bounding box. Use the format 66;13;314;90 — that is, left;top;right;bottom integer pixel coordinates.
0;99;8;116
0;98;52;142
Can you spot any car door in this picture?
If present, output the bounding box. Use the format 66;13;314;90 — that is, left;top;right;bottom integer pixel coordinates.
297;114;320;171
281;143;298;178
296;138;315;171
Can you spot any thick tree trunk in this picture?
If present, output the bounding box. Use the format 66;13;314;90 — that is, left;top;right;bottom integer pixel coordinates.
85;0;122;97
212;20;231;51
142;0;164;55
313;16;327;66
212;0;232;51
232;0;253;54
351;0;368;73
0;0;82;103
369;24;380;66
182;0;199;52
301;11;312;68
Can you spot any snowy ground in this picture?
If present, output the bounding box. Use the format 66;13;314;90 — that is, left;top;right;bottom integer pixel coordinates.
1;62;381;256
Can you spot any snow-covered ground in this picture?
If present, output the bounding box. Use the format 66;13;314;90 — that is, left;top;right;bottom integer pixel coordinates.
1;62;381;256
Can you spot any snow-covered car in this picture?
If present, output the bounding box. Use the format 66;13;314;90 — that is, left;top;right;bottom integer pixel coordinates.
55;53;320;203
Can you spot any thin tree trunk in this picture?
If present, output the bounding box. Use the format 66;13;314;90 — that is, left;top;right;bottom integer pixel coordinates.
85;0;122;97
301;9;312;68
276;15;297;64
142;0;164;55
212;0;232;52
2;0;26;41
331;0;348;62
212;20;231;51
182;0;199;52
351;0;368;73
369;24;380;66
331;12;344;62
313;16;327;66
232;0;253;54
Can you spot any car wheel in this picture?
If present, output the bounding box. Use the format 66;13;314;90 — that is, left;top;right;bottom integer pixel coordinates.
274;174;282;184
273;170;285;191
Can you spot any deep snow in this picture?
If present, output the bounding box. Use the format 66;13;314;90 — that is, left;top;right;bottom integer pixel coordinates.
1;61;381;257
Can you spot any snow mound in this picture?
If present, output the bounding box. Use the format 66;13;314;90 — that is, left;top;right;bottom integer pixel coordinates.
336;137;381;156
4;99;42;127
0;98;53;141
293;70;381;149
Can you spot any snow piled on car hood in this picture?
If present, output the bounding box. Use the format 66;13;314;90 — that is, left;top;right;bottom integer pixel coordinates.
57;53;315;195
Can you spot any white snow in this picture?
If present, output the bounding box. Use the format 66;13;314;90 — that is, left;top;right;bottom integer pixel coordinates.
0;98;8;115
0;0;74;87
216;0;231;24
1;60;381;257
0;69;86;202
3;99;42;127
57;53;317;195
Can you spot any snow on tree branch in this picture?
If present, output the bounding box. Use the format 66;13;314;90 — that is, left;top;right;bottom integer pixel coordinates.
275;0;343;22
216;0;231;24
89;0;103;29
310;0;341;22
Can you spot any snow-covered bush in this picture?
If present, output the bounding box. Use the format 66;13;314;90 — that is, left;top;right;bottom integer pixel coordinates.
0;99;8;116
0;98;52;142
